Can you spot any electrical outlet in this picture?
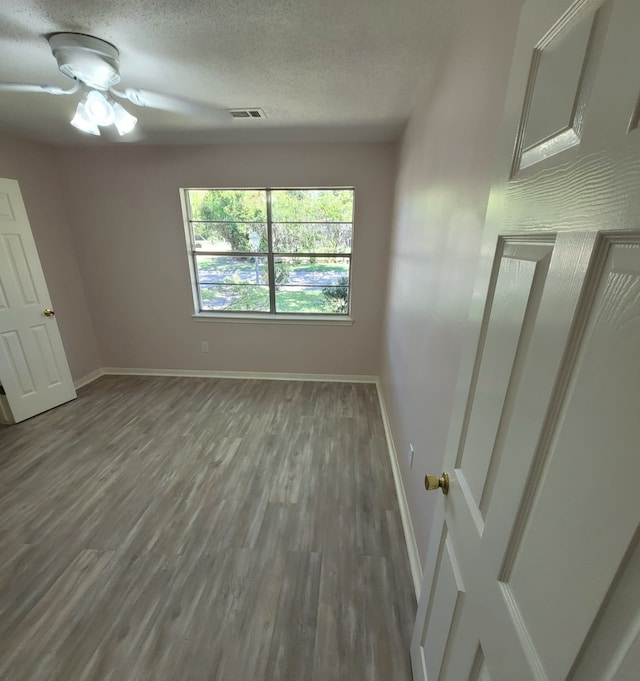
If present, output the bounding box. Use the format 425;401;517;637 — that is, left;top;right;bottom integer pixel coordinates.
200;341;209;353
408;443;414;468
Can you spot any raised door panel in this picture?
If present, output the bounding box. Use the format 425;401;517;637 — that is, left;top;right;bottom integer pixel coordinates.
0;330;37;397
3;233;40;306
0;277;8;310
492;240;640;681
0;191;15;221
422;534;465;681
457;240;554;524
516;1;610;172
415;526;483;681
568;527;639;681
0;187;46;315
31;324;63;387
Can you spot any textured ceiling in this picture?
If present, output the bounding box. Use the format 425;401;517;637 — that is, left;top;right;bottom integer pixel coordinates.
0;0;463;145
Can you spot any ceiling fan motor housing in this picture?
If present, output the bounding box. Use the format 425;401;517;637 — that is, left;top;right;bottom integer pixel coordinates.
48;33;121;90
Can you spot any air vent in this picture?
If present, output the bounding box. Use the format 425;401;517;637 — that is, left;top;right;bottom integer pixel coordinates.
229;108;267;119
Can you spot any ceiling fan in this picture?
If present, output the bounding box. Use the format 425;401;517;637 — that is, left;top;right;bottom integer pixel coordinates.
0;32;230;137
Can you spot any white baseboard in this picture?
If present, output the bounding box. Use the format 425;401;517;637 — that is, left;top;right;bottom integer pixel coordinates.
101;367;377;383
376;379;422;599
74;368;106;389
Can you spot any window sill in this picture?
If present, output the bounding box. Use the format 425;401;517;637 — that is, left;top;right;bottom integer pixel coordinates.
191;313;353;326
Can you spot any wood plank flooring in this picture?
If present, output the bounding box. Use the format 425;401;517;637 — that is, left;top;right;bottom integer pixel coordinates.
0;376;416;680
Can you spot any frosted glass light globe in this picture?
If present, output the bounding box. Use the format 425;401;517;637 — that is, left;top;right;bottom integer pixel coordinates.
85;90;115;126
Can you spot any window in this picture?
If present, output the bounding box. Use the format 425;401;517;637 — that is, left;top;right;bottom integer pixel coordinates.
182;188;354;317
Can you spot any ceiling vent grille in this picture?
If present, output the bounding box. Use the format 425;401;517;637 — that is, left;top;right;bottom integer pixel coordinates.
229;108;267;119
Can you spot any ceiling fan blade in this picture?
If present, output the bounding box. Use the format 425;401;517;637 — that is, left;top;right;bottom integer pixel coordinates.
0;82;80;95
111;88;230;122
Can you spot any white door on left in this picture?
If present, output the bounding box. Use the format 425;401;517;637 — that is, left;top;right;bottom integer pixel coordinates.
0;178;76;423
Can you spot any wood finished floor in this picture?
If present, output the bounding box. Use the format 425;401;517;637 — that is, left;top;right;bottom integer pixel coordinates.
0;376;415;681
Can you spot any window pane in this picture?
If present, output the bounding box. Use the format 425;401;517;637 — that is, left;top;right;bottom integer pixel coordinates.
197;255;269;285
192;223;267;252
188;189;267;222
200;284;270;312
273;257;350;314
271;189;354;223
272;223;352;253
274;257;350;287
275;285;349;314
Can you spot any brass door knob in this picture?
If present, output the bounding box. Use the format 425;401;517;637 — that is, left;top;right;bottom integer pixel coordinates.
43;308;55;317
425;472;450;495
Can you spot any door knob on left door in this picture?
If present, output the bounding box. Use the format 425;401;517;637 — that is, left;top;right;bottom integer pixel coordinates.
43;308;55;317
425;472;450;495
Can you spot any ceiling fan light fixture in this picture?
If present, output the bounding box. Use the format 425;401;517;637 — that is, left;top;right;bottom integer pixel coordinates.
112;102;137;135
2;32;229;142
84;90;115;126
70;100;100;136
70;90;137;137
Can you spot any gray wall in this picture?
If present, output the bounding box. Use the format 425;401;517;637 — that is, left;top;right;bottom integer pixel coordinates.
379;0;525;566
56;142;396;375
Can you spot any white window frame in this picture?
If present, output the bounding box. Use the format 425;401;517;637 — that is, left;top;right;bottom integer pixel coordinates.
180;187;355;324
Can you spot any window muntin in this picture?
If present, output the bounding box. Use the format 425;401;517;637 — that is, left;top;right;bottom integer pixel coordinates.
184;188;354;316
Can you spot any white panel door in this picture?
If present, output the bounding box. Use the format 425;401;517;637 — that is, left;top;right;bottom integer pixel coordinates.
0;178;76;423
412;0;640;679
